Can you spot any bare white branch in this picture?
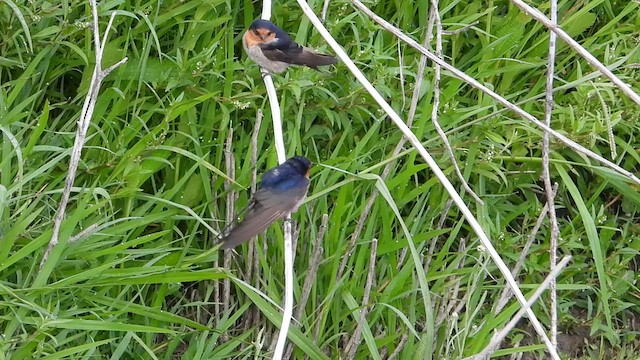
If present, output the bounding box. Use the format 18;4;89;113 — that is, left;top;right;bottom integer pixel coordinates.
428;0;483;205
285;213;328;359
343;238;378;359
103;57;128;77
510;0;640;106
247;109;264;290
542;0;560;349
41;0;127;269
99;12;117;57
273;217;294;358
262;69;287;164
222;126;235;340
321;0;331;22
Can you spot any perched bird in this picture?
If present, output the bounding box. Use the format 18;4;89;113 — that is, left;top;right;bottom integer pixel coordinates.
220;156;312;249
242;19;338;73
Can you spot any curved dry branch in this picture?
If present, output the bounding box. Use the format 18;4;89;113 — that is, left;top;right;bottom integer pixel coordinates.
428;0;483;205
40;2;127;270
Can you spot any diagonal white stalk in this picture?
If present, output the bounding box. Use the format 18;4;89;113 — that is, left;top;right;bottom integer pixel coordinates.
296;0;560;358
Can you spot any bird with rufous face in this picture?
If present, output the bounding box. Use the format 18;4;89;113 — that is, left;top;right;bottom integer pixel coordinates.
242;19;338;74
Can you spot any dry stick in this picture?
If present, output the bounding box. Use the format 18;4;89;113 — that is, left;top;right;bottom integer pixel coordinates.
343;238;378;360
543;0;560;349
464;255;573;360
429;0;484;206
213;177;221;331
295;214;328;320
284;214;329;360
389;6;438;271
222;127;235;342
335;18;433;282
246;110;264;332
397;40;406;108
309;311;324;360
297;2;560;359
40;3;127;269
494;184;559;315
321;0;331;23
447;60;633;144
424;199;453;273
291;221;302;263
350;0;640;186
436;238;466;328
510;0;640;106
387;333;410;360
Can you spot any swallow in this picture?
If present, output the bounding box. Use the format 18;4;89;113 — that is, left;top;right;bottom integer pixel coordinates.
242;19;338;73
220;156;312;249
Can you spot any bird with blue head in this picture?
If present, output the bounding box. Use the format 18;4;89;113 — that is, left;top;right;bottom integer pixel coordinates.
220;156;312;249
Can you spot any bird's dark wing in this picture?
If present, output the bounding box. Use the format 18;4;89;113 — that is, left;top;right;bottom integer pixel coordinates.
260;41;302;60
220;183;308;249
260;42;337;69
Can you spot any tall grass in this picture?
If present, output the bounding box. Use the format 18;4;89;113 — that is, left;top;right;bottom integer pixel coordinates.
1;0;639;359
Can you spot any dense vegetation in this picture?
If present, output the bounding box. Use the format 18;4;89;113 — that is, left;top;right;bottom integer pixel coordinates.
1;0;639;358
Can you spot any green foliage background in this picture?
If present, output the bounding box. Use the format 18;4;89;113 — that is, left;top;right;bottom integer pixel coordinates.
1;0;639;358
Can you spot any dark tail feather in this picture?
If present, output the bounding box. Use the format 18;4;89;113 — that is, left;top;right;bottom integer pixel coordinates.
218;206;285;249
295;49;338;69
215;201;253;249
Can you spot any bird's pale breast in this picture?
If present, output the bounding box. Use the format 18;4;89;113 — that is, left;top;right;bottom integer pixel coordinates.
244;42;289;73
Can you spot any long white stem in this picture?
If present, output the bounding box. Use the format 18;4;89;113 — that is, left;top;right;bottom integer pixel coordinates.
274;218;294;359
296;1;560;358
262;71;287;164
257;4;294;359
